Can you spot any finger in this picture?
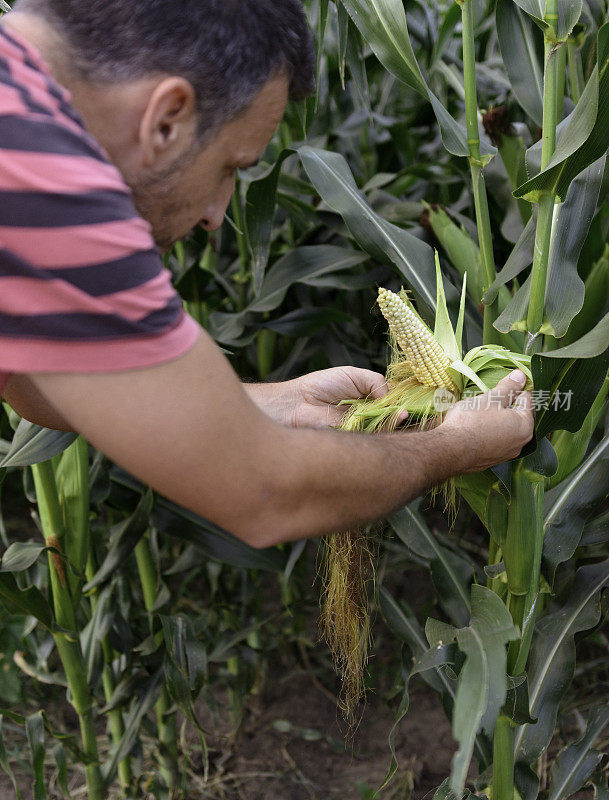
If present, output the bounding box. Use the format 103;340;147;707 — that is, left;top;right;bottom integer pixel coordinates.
343;367;389;400
512;390;533;413
486;369;527;409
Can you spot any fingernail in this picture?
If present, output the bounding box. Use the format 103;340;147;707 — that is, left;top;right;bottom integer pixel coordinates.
510;369;526;387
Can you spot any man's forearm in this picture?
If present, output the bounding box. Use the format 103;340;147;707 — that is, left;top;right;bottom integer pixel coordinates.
250;422;468;547
242;380;296;426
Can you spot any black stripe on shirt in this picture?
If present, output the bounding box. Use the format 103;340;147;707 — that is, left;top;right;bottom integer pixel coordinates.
0;189;137;228
0;297;183;341
0;115;104;158
0;247;163;297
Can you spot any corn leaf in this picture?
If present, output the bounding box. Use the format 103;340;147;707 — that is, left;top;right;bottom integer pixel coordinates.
83;491;152;592
544;156;605;337
562;246;609;346
0;420;77;468
101;670;163;788
150;497;288;572
26;712;46;800
543;430;609;585
339;0;496;160
547;705;609;800
433;253;462;362
515;560;609;764
0;573;52;629
52;743;71;800
0;715;22;800
389;503;471;627
245;148;296;295
549;375;609;487
261;306;352;337
515;22;609;203
484;215;535;308
532;349;609;438
0;542;48;573
377;587;491;789
450;586;519;798
512;0;582;39
497;0;544;126
298;145;444;313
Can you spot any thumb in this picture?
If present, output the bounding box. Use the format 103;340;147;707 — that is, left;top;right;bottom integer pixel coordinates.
345;367;390;400
486;369;527;409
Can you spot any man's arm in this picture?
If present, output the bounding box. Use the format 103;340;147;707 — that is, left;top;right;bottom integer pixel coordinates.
23;327;533;549
5;366;392;432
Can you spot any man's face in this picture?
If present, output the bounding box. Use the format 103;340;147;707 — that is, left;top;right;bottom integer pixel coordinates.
131;75;289;251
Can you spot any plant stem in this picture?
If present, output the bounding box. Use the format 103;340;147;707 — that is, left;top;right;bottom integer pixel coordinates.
57;437;90;602
461;0;499;342
492;715;515;800
511;478;546;675
555;40;567;121
525;26;562;351
567;38;584;102
134;533;179;789
31;462;104;800
231;190;250;312
86;555;132;790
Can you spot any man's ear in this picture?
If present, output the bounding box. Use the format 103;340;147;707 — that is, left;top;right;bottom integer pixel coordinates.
139;77;197;168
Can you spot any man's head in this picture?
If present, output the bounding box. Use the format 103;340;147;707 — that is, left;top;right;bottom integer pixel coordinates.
11;0;314;247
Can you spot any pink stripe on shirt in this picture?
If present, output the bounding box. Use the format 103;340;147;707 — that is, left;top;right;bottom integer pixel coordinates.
0;149;129;195
0;270;176;321
0;217;155;268
0;312;200;373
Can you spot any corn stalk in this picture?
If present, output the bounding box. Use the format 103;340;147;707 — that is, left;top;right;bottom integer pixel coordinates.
526;4;562;354
459;0;500;345
31;459;104;800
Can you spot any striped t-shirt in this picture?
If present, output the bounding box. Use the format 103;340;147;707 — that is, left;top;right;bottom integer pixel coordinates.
0;24;200;395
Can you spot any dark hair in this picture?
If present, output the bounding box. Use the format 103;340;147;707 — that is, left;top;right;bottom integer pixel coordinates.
19;0;315;139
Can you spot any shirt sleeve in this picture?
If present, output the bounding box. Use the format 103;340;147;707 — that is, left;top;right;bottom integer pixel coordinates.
0;113;200;378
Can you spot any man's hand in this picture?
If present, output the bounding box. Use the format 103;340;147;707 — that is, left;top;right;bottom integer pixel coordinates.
439;369;534;473
246;367;407;429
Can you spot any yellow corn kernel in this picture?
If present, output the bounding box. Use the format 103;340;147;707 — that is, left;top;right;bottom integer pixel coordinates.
377;287;457;392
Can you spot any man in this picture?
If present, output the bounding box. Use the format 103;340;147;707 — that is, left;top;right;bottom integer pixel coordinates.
0;0;533;548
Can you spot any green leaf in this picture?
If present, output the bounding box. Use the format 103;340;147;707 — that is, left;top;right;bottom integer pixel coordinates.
562;245;609;346
497;0;544;126
515;560;609;764
0;420;77;468
389;503;471;627
83;490;153;592
543;429;609;584
548;705;609;800
340;0;495;160
101;670;163;788
0;573;53;629
52;743;71;800
149;494;287;572
26;711;46;800
549;375;609;488
433;252;461;362
449;586;519;798
261;306;352;337
532;349;609;439
298;145;444;313
544;157;605;337
0;542;47;573
0;715;22;800
245;149;296;294
208;245;368;344
515;23;609;203
512;0;582;40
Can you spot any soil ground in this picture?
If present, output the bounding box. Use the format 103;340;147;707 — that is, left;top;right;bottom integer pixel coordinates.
0;672;455;800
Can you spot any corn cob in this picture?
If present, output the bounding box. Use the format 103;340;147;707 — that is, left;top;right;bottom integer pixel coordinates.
377;287;458;393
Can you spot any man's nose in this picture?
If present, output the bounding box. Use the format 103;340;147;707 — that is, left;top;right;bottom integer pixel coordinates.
200;178;236;232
